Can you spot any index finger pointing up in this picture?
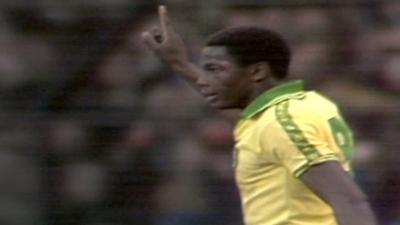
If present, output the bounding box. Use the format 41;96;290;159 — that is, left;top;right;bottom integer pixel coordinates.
158;5;169;37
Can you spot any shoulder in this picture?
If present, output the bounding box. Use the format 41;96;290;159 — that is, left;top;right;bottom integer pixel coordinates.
269;92;339;139
281;91;339;121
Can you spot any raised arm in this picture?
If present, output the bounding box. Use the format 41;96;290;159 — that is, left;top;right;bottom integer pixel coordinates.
141;5;201;89
300;161;378;225
141;5;240;123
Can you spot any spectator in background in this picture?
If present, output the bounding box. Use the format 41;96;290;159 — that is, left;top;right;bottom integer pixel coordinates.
380;54;400;94
0;123;42;225
44;119;108;225
197;117;242;225
106;121;161;225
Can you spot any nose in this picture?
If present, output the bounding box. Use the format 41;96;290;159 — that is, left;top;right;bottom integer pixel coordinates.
196;74;210;87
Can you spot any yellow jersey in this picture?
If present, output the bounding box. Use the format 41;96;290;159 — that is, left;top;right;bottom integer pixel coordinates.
233;80;355;225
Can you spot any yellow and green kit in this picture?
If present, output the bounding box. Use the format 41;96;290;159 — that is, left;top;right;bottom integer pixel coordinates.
234;80;355;225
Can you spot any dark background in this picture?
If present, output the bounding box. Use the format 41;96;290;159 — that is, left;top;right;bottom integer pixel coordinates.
0;0;399;225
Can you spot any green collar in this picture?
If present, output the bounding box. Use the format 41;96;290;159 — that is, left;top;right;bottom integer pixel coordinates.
241;80;305;119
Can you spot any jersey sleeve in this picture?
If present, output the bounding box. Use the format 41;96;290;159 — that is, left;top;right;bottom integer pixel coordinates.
262;100;341;178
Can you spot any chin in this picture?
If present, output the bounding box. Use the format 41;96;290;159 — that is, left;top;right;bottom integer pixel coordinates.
213;102;237;110
208;101;224;109
207;97;239;110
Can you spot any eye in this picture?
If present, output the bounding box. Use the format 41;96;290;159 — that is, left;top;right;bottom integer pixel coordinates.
204;65;222;73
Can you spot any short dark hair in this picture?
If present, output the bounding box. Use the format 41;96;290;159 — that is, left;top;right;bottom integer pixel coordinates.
205;26;291;80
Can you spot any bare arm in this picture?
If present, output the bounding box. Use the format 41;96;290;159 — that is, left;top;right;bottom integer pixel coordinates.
141;5;240;123
301;161;378;225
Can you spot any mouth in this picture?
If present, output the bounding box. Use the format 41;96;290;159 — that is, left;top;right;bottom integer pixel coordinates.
201;89;215;97
205;94;217;102
201;92;218;103
200;89;220;104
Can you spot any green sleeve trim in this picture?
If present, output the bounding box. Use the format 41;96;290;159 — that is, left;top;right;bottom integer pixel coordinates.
275;100;321;161
293;157;339;177
293;162;310;178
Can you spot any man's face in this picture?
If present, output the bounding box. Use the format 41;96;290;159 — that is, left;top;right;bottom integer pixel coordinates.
199;46;253;109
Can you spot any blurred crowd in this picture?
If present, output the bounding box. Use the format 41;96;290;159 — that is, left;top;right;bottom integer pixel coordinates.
0;0;399;225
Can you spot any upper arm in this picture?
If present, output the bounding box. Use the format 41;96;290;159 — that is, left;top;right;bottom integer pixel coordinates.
300;161;367;205
300;161;378;225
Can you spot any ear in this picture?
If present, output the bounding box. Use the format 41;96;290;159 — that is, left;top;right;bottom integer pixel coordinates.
248;62;270;82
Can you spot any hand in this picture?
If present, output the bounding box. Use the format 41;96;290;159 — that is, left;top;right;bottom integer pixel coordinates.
141;5;189;69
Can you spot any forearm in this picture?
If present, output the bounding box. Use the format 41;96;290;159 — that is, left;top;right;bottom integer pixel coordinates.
168;60;202;91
